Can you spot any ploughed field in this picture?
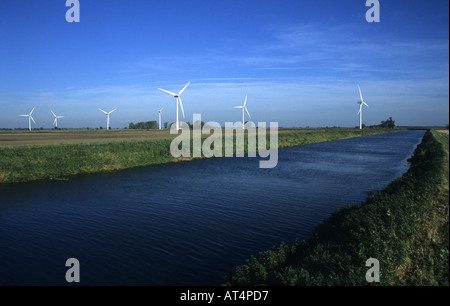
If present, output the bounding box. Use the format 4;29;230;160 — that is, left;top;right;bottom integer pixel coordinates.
0;128;380;148
0;130;178;147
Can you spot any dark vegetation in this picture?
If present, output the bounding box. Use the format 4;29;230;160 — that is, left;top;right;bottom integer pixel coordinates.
223;130;448;285
364;117;396;129
128;121;159;130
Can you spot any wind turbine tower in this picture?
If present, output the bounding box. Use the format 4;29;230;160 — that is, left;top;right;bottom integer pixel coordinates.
51;110;64;129
234;95;251;129
157;108;163;130
19;107;36;131
357;86;369;130
158;82;190;131
99;108;116;130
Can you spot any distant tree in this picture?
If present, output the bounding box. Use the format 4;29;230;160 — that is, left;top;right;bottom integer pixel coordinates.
446;124;449;130
164;122;168;129
128;121;158;130
380;117;396;129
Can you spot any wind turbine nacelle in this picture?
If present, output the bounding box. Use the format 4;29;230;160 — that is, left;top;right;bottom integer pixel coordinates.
357;101;362;104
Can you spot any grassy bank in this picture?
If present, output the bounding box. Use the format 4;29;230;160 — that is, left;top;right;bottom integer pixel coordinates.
223;130;448;286
0;129;395;184
394;130;449;285
276;128;393;148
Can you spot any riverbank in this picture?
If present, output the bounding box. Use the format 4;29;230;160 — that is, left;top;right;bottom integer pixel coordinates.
394;130;449;285
223;129;448;286
0;128;396;184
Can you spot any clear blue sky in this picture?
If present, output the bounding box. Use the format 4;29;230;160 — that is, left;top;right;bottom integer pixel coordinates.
0;0;448;129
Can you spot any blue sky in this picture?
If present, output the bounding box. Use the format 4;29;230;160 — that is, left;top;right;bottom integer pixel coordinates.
0;0;448;129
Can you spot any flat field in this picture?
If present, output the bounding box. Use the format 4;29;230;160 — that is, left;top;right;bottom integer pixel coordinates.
0;128;381;148
0;130;178;147
0;128;396;183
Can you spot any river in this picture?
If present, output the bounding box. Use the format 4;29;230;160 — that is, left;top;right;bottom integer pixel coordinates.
0;130;425;285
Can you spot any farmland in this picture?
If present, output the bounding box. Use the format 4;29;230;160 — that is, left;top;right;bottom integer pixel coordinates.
0;128;394;148
0;129;178;148
0;128;397;184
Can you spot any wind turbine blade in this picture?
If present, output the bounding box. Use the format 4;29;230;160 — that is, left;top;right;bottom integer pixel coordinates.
109;109;116;114
58;116;64;118
51;110;56;117
358;85;363;102
245;107;251;119
179;97;185;118
99;108;107;114
363;102;369;107
234;106;244;109
53;118;57;125
158;88;177;96
243;95;248;107
29;107;35;115
19;115;28;117
30;116;36;124
178;81;190;96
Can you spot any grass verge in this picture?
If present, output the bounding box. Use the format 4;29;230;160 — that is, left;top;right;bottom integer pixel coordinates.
223;130;448;286
0;129;395;184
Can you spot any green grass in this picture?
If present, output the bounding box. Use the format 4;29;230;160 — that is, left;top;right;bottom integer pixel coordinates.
276;129;393;148
393;130;449;285
223;130;448;286
0;128;396;184
0;139;175;183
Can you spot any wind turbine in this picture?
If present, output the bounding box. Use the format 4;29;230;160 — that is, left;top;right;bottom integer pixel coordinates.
51;110;64;129
99;108;116;130
19;107;36;131
158;81;190;131
357;85;369;130
157;108;163;130
234;95;251;129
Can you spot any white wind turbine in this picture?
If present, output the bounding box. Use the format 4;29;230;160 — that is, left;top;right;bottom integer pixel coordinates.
357;85;369;130
99;108;116;130
19;107;36;131
158;81;190;131
157;108;163;130
51;110;64;129
234;95;251;129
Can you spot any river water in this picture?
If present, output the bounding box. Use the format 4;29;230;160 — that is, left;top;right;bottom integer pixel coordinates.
0;130;425;285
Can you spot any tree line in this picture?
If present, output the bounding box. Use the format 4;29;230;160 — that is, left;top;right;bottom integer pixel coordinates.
363;117;396;129
128;120;210;130
128;121;167;130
